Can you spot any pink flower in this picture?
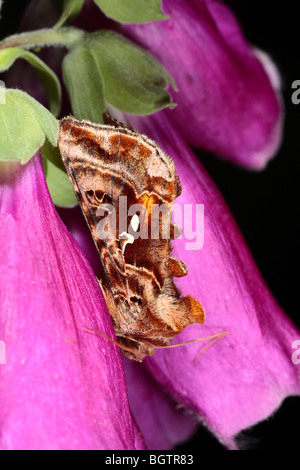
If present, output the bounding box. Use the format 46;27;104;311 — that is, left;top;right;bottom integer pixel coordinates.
121;0;283;169
55;0;297;448
123;357;198;450
118;111;300;446
0;154;143;450
1;0;297;451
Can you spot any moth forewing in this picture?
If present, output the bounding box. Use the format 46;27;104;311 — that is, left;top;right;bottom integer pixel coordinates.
58;116;205;361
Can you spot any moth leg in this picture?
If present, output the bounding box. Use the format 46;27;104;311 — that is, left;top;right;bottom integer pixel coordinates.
97;277;104;291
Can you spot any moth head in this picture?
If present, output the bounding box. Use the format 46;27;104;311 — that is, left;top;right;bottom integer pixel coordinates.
117;336;156;362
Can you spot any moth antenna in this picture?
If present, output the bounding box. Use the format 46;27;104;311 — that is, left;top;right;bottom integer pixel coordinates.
193;331;228;364
85;326;135;354
157;331;228;361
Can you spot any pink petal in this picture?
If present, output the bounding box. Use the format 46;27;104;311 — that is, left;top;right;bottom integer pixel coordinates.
0;154;141;450
59;205;198;450
121;0;283;169
123;357;198;450
121;112;300;446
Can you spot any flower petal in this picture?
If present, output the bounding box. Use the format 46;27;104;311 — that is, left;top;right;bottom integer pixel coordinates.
121;0;283;169
0;154;139;450
123;357;198;450
59;206;198;450
121;112;300;446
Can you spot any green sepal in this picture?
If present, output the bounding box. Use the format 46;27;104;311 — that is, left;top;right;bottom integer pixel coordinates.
62;46;105;122
0;47;61;116
87;31;176;115
0;89;59;164
41;140;77;207
55;0;85;28
93;0;168;23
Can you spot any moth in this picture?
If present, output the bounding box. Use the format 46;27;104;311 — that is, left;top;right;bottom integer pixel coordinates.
58;116;205;361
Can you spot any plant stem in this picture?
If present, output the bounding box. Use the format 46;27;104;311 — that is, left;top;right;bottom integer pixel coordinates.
0;27;85;51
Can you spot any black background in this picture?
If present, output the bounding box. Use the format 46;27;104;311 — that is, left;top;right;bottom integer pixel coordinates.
1;0;299;451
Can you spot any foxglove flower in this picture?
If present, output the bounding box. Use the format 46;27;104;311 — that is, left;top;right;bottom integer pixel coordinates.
121;0;283;169
119;112;300;447
55;0;297;448
124;357;198;450
0;154;142;450
1;0;297;452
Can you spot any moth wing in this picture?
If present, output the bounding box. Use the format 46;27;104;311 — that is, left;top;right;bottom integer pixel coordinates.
58;117;128;301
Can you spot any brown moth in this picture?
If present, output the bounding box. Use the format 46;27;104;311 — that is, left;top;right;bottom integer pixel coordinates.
58;116;205;361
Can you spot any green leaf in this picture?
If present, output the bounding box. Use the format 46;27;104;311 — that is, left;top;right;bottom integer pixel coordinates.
62;46;105;122
0;48;61;116
94;0;168;23
55;0;85;28
87;31;176;115
15;90;59;145
41;133;65;172
0;89;59;164
41;140;77;207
